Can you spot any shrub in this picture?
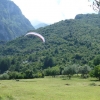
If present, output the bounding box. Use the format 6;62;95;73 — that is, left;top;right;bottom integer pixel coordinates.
0;73;9;80
89;83;97;86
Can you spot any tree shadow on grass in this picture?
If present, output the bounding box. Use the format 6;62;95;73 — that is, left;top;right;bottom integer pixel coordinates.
89;82;100;86
62;78;67;80
15;79;36;82
65;83;70;86
20;80;37;82
90;79;100;82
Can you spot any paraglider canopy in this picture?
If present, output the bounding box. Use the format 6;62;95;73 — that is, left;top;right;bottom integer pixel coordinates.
25;32;45;43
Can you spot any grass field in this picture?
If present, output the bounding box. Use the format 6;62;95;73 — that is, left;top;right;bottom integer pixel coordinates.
0;76;100;100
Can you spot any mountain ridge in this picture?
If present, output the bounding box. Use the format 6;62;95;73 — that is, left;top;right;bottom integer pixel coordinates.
0;14;100;66
0;0;34;41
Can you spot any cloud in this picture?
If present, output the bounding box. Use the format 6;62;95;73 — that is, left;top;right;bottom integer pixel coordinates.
12;0;95;24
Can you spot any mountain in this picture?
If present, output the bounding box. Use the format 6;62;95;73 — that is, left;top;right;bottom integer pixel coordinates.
31;20;48;29
0;0;34;41
34;23;48;29
0;14;100;75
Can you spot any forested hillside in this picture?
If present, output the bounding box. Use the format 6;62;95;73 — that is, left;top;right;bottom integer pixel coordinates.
0;14;100;79
0;0;34;41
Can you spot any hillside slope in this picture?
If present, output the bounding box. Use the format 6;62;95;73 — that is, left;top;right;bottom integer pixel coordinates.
0;0;34;41
0;14;100;67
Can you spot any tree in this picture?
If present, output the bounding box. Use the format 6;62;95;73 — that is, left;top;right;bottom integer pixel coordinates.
24;69;33;79
90;65;100;81
63;65;76;79
79;65;91;78
50;66;60;77
43;56;54;69
93;55;100;66
44;66;60;77
8;71;24;79
0;58;11;73
44;67;52;76
89;0;100;13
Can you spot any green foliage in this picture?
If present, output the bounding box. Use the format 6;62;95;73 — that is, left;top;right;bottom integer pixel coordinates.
1;14;100;65
0;72;9;80
89;70;95;77
50;66;60;77
0;0;34;41
93;55;100;66
0;58;11;73
24;69;33;79
94;65;100;80
43;56;55;69
44;66;60;77
79;65;91;77
0;14;100;79
63;65;76;79
90;65;100;81
8;71;25;79
33;72;44;78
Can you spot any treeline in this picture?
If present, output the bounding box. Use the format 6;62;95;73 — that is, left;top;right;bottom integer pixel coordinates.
0;55;100;80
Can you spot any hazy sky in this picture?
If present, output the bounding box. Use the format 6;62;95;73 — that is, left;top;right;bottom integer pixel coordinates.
12;0;95;24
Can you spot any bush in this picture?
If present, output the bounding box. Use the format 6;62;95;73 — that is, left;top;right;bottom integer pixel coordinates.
33;72;44;78
8;71;25;79
0;73;9;80
89;83;97;86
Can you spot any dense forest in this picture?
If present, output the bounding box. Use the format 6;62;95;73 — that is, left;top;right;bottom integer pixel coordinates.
0;0;34;41
0;13;100;79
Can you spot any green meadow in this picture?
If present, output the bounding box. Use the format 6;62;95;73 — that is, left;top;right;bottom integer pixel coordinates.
0;77;100;100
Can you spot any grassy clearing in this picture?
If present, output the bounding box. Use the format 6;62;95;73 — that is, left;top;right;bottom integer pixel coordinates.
0;77;100;100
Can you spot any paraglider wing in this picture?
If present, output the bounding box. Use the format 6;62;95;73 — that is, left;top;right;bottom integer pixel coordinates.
25;32;45;43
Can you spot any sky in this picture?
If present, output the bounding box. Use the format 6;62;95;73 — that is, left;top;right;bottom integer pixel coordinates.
12;0;95;24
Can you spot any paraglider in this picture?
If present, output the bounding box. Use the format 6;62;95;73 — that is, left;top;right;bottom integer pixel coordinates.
25;32;45;43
